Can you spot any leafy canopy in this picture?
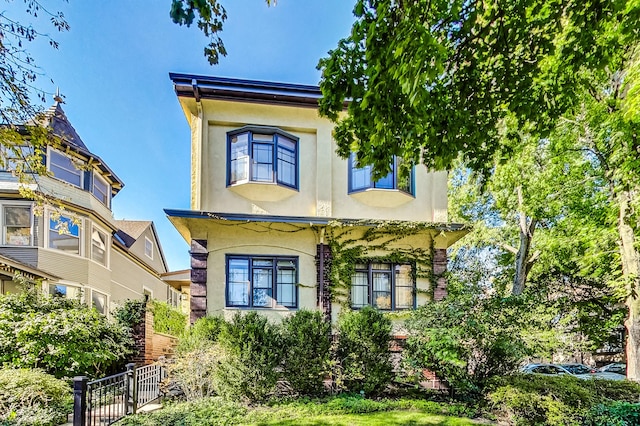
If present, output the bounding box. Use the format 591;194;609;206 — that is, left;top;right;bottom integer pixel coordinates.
317;0;640;176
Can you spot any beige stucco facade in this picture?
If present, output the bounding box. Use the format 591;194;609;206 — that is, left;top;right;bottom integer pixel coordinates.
167;74;467;324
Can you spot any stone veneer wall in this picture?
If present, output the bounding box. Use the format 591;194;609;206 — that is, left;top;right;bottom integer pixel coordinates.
190;239;208;324
433;248;448;301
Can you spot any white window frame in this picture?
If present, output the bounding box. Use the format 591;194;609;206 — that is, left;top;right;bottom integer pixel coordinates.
49;281;83;301
90;288;109;315
1;202;33;246
91;172;111;207
47;147;84;188
47;210;83;256
90;223;110;267
144;236;153;260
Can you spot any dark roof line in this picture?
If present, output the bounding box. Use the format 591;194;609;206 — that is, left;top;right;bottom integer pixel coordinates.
169;73;324;108
163;208;469;231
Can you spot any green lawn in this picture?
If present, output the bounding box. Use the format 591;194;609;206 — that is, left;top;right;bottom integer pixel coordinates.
251;410;488;425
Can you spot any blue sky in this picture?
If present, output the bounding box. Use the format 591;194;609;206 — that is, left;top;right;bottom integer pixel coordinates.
12;0;355;270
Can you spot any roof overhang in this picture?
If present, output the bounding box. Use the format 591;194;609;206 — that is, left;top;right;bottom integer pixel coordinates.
164;209;470;248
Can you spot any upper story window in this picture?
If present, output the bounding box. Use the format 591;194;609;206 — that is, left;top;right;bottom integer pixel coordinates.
3;204;32;246
1;145;35;172
48;148;84;188
226;255;298;308
92;173;110;207
351;262;415;310
144;236;153;259
49;213;81;255
228;127;299;189
348;154;414;195
91;226;108;266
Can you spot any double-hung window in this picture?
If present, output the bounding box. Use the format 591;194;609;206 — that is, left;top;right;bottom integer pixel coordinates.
349;154;413;195
49;214;81;255
228;127;298;189
49;148;84;187
3;205;32;246
91;227;108;266
351;262;415;310
92;173;110;207
226;255;298;308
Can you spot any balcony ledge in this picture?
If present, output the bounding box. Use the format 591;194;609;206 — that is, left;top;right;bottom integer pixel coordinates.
349;188;414;208
228;181;297;202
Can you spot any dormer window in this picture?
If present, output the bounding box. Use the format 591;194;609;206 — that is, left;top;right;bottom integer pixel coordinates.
349;154;414;195
48;148;83;188
227;127;298;189
92;173;110;207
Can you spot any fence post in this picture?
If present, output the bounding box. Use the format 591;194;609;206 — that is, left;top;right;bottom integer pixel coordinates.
73;376;87;426
125;363;137;415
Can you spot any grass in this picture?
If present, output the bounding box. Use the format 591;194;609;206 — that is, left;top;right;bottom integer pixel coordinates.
119;395;490;426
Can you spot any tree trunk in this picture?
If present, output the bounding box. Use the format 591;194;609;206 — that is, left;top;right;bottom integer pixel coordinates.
512;186;538;296
619;190;640;381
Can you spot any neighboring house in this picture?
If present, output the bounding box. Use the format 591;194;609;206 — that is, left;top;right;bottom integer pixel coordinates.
0;96;180;313
166;74;468;324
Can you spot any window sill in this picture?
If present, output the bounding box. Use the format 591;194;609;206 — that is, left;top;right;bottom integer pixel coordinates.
228;181;297;202
349;188;414;207
225;306;297;311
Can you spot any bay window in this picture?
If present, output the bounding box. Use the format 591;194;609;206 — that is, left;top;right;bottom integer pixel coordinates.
91;227;108;266
228;127;298;189
48;148;84;188
92;173;110;206
349;154;413;195
49;214;81;255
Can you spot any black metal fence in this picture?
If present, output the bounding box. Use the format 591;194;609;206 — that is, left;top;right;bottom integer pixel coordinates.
73;362;167;426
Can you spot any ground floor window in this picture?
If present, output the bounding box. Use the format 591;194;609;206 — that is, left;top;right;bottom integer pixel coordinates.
49;283;82;300
91;289;108;314
226;255;297;308
351;262;415;310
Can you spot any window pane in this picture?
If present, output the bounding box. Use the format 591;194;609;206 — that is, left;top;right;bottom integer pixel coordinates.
50;150;83;187
92;229;107;266
252;267;273;306
49;284;81;299
92;291;107;314
252;144;273;182
4;206;31;245
351;163;371;190
372;272;391;309
252;133;274;141
277;146;296;186
228;259;249;306
277;136;296;151
395;286;413;309
49;215;80;254
230;134;249;183
374;171;394;189
92;174;110;205
351;271;368;308
277;267;296;307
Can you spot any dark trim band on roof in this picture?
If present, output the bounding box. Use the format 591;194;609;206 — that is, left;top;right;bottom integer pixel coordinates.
163;208;469;232
169;73;324;108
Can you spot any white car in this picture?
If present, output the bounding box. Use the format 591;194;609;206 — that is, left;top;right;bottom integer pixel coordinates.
521;363;626;380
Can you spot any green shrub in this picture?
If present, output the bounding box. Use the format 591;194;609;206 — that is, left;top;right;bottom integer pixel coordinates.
336;307;393;395
583;401;640;426
148;300;187;337
0;368;72;426
176;315;225;355
281;309;331;396
485;374;640;426
112;299;146;328
118;397;248;426
169;346;222;401
214;311;283;402
0;289;132;378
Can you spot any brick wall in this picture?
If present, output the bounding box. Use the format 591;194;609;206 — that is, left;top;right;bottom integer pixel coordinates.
130;309;178;365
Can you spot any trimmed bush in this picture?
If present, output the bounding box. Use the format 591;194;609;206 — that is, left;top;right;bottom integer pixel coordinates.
281;309;332;396
214;312;283;402
0;368;72;426
336;307;393;395
0;289;132;378
148;300;187;337
485;374;640;426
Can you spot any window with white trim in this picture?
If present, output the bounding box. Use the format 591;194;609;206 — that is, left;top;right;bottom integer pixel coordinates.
49;213;81;255
91;226;108;266
228;128;298;189
49;283;82;299
48;148;84;187
91;289;108;314
351;263;415;310
226;255;297;308
144;237;153;259
1;145;35;172
2;205;32;246
92;173;110;207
